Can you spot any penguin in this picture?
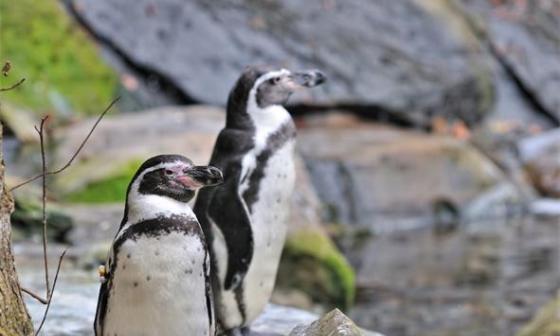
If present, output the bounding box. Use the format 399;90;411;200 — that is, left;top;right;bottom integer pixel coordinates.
94;154;223;336
194;66;326;335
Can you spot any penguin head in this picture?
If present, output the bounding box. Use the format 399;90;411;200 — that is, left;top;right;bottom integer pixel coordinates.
128;154;223;203
227;66;326;124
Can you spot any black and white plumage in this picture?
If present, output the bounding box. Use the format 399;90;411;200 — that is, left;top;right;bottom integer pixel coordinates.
194;67;326;334
94;154;223;336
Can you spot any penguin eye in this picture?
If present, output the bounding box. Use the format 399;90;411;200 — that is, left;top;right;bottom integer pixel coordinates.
164;169;174;176
269;77;280;85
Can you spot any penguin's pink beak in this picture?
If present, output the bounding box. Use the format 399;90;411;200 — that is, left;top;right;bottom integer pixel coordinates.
176;166;223;190
175;175;204;189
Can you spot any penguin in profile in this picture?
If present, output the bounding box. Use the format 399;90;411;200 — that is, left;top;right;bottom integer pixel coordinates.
94;154;223;336
194;66;326;335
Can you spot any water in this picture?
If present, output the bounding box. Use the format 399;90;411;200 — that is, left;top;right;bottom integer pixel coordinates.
346;215;560;336
14;214;559;336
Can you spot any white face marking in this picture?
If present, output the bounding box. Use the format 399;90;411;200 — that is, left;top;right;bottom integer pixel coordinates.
117;161;196;238
239;70;293;193
247;69;292;133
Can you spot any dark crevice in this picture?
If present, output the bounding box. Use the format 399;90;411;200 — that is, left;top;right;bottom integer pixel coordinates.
289;104;418;129
62;0;196;106
61;0;433;126
64;0;501;130
337;161;358;226
449;0;560;127
488;42;560;127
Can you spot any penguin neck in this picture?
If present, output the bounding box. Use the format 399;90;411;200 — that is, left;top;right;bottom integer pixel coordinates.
123;190;195;228
247;100;292;150
248;103;290;129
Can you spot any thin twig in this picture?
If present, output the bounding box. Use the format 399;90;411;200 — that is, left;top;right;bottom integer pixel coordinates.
35;116;50;298
34;249;67;336
20;287;48;304
9;96;120;191
0;78;26;92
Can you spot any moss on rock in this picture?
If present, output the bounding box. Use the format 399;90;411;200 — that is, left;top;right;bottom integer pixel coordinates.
11;196;73;243
278;229;356;311
517;296;560;336
64;159;143;204
0;0;117;115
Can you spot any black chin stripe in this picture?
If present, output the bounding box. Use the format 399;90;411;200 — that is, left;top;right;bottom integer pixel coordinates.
113;216;201;255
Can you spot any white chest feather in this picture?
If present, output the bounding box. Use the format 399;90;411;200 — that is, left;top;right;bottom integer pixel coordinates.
241;139;295;322
118;194;196;238
104;232;212;336
239;103;291;193
216;131;296;328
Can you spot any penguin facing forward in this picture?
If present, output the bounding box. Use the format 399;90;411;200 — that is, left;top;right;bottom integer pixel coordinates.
94;154;223;336
194;67;326;335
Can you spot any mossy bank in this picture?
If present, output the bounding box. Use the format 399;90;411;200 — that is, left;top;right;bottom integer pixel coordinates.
0;0;117;116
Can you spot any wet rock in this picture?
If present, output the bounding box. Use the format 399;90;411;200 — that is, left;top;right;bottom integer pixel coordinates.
347;213;560;336
76;241;112;270
519;129;560;197
530;199;560;218
11;196;74;243
278;229;355;311
289;309;383;336
457;0;560;124
298;121;524;232
69;0;491;127
276;156;356;311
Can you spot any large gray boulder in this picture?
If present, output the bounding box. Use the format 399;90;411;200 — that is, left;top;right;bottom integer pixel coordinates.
457;0;560;124
297;116;525;232
69;0;491;127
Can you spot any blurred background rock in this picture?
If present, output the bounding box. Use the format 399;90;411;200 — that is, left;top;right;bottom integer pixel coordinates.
1;0;559;335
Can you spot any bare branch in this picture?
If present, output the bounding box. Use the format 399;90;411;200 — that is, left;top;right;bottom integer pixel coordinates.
0;78;26;92
34;249;67;336
9;96;120;191
35;116;51;298
20;287;48;305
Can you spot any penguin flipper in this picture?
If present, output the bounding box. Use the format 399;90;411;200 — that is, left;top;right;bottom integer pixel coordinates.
94;245;115;336
208;179;253;291
93;279;108;335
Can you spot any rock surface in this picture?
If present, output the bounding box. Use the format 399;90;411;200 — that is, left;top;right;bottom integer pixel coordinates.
457;0;560;124
54;105;223;194
519;129;560;197
297;121;524;232
69;0;491;127
290;308;383;336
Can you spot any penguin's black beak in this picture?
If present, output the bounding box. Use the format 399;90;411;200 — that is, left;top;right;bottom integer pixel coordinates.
290;70;326;88
177;166;223;189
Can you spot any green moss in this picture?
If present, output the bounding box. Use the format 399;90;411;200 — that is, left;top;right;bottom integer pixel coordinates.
279;229;356;310
0;0;118;115
517;297;560;336
64;159;142;204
